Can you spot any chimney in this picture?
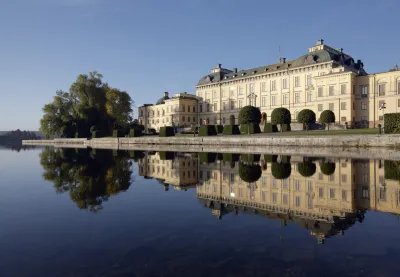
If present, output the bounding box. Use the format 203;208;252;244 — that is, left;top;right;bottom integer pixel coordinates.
338;48;343;53
279;57;286;64
164;92;169;97
217;63;221;69
233;68;238;73
316;39;324;45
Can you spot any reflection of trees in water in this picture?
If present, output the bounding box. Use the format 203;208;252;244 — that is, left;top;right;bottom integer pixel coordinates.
40;147;132;212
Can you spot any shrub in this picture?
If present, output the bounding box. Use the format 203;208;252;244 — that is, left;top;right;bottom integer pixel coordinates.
384;113;400;134
199;152;217;164
199;125;217;136
320;110;336;130
271;162;292;179
241;153;261;163
384;160;400;180
239;105;261;124
148;128;156;134
159;151;175;160
240;123;261;134
297;109;316;131
91;131;99;138
223;125;241;135
222;153;240;163
271;108;291;132
264;155;278;163
112;129;124;138
298;161;316;177
264;123;278;133
130;128;143;137
238;163;262;183
159;126;175;137
281;124;291;132
215;125;223;134
320;161;336;176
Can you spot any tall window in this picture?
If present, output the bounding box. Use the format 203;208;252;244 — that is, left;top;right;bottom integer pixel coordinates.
329;103;334;111
283;194;288;205
295;196;301;207
379;83;386;96
272;192;277;203
295;76;300;87
307;91;312;102
295;93;300;104
341;102;347;110
213;90;217;98
239;87;244;95
230;87;235;97
318;87;323;97
342;190;347;201
261;97;267;107
307;74;312;86
308;197;313;209
330;188;335;199
249;83;255;93
319;187;324;198
230;100;235;110
207;104;211;112
341;84;346;95
272;95;277;106
318;104;323;111
213;102;218;111
361;85;368;98
199;104;203;112
222;89;227;98
239;99;243;108
198;92;202;98
282;78;288;89
282;94;288;105
271;80;276;91
329;86;334;96
182;105;185;112
295;180;300;191
398;82;400;95
193;106;195;112
261;82;266;92
361;102;367;110
205;91;211;100
223;102;228;111
182;116;185;122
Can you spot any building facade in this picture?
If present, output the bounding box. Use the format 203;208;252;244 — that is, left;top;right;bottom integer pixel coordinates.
195;39;400;128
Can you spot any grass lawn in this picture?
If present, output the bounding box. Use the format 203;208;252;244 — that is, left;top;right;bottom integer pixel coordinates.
251;128;380;136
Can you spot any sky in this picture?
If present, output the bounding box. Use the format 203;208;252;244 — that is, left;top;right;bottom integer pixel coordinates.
0;0;399;131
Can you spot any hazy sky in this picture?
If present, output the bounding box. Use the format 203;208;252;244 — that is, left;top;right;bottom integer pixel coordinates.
1;0;399;130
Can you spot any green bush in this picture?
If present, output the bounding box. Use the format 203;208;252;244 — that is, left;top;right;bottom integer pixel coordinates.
281;124;291;132
264;155;278;163
148;128;157;134
384;113;400;134
113;129;124;138
320;161;336;176
271;162;292;179
320;110;336;130
280;155;291;163
384;160;400;180
159;151;175;160
298;161;316;177
223;125;241;135
297;109;316;130
222;153;240;163
239;106;261;124
271;108;291;132
239;163;262;183
241;153;261;163
215;125;223;134
199;152;217;164
240;123;261;134
159;126;175;137
91;131;99;138
130;128;143;137
199;125;217;136
264;123;278;133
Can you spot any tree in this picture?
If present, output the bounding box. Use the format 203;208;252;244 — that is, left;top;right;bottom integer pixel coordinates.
298;161;317;177
238;163;262;183
320;161;336;176
297;109;316;131
238;106;261;124
271;108;291;132
271;161;292;179
320;110;335;130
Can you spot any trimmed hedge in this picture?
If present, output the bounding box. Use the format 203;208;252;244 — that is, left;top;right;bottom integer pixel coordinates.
239;163;262;183
298;162;316;177
320;161;336;175
159;151;175;160
297;109;316;130
222;125;241;135
215;125;223;134
264;155;278;163
129;128;143;137
222;153;240;163
241;153;261;163
264;123;278;133
240;123;261;134
280;155;291;163
199;152;217;164
281;124;291;132
384;160;400;180
159;126;175;137
320;110;335;130
271;162;292;179
384;113;400;134
199;125;217;136
239;105;261;124
271;108;291;128
91;131;99;138
113;129;124;138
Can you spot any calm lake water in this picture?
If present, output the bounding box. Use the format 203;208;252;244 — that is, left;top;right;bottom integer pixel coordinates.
1;147;400;277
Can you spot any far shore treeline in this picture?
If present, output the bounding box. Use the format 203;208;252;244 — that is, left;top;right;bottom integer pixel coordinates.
40;71;134;138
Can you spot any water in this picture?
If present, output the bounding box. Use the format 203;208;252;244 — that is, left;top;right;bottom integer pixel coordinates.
1;147;400;277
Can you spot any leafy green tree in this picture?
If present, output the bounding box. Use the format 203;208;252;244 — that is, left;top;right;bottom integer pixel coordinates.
297;109;316;131
320;110;335;130
298;161;317;177
238;163;262;183
271;108;291;132
271;161;292;179
239;106;261;124
320;161;336;176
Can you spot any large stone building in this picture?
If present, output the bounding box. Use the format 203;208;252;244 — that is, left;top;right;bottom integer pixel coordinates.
195;39;400;128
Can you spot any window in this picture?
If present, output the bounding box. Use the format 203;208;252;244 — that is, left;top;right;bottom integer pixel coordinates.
319;173;323;180
239;99;243;108
342;190;347;201
282;78;288;89
341;102;347;110
295;196;301;207
283;194;288;205
361;102;367;110
341;84;347;95
213;91;217;98
329;103;334;111
272;178;277;188
307;91;312;102
230;100;235;110
182;116;185;122
329;174;335;182
361;85;368;98
398;82;400;95
362;187;369;199
207;104;211;112
398;99;400;108
307;181;312;192
223;102;228;111
193;106;196;112
378;83;386;96
193;117;195;122
361;116;367;121
308;197;313;209
239;87;244;95
330;188;335;199
295;76;300;87
261;82;266;92
199;104;203;113
272;192;277;203
249;83;255;93
318;87;323;97
319;187;324;198
341;174;347;182
283;179;288;190
213;102;218;111
295;180;300;191
198;92;202;98
341;116;347;121
271;80;276;91
187;117;190;122
222;117;225;124
379;100;385;110
282;94;288;105
262;176;267;185
272;96;277;106
307;74;312;86
380;188;387;201
262;191;266;202
295;93;300;104
222;89;227;98
205;92;211;101
318;104;323;111
239;188;243;198
230;87;235;97
261;97;267;107
329;86;334;96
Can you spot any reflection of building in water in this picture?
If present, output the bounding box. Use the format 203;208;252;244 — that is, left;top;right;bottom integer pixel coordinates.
138;152;198;190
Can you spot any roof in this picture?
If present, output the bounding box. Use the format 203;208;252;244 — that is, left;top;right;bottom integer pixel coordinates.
197;47;367;86
155;95;170;105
